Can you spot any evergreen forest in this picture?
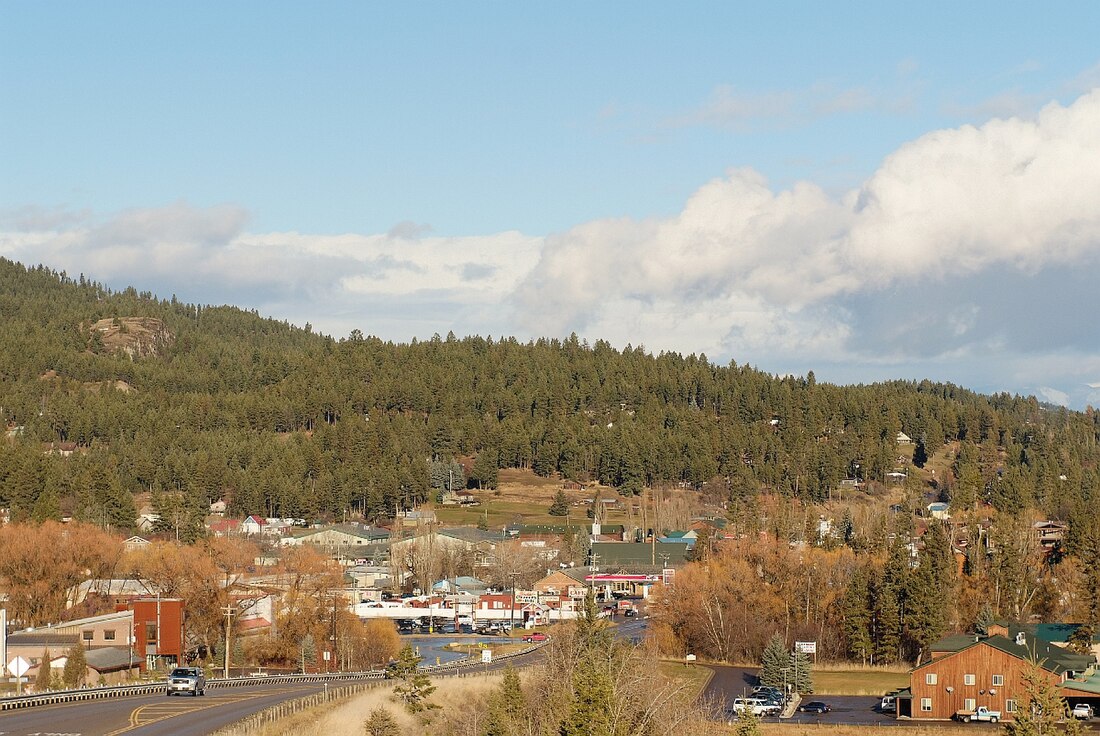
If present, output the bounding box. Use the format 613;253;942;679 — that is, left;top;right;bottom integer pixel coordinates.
1;257;1099;548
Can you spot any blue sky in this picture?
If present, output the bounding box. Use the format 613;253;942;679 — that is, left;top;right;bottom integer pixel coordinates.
4;3;1100;407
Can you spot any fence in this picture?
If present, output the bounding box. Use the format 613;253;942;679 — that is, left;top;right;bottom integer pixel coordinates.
210;640;546;735
0;639;543;715
211;681;383;736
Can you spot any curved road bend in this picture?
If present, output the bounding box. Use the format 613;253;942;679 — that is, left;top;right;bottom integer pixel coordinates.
0;649;544;736
0;681;343;736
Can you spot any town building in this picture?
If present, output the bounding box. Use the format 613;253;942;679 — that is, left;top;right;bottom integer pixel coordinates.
897;625;1096;720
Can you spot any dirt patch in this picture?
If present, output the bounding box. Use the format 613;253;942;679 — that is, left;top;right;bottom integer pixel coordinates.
493;468;614;505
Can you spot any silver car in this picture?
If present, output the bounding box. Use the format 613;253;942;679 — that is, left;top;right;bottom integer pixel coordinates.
167;666;206;696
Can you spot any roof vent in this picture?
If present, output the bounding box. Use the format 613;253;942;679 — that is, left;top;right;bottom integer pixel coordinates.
1015;632;1027;646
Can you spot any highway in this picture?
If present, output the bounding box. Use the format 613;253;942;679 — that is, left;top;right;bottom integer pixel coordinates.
0;635;547;736
0;679;353;736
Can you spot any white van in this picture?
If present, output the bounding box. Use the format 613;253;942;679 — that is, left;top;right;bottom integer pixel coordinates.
731;698;779;717
879;695;896;713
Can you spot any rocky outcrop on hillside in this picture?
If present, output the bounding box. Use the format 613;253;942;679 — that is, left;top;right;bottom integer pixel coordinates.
89;317;174;359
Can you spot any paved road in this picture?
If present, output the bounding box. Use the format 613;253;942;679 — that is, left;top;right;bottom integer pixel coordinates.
0;642;544;736
0;680;341;736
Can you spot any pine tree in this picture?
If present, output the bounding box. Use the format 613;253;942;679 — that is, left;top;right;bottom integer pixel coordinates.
905;522;952;663
363;707;400;736
36;648;53;691
839;508;856;545
874;583;903;665
1003;659;1081;736
300;634;317;671
62;644;87;688
485;666;528;736
548;489;569;517
560;590;620;736
734;704;761;736
975;603;995;636
759;633;788;689
842;568;874;665
389;644;436;713
788;649;813;694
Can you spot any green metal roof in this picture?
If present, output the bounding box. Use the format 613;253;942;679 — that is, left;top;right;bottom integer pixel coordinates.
1063;665;1100;695
930;634;979;652
914;632;1092;677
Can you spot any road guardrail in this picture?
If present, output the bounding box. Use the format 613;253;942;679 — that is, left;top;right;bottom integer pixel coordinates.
0;639;545;711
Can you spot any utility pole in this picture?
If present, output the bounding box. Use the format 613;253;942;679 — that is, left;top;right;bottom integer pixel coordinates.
509;571;518;637
222;604;234;679
330;595;338;673
589;552;599;598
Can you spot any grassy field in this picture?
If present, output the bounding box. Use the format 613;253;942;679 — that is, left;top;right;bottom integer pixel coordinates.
660;660;716;698
431;468;636;529
812;668;910;696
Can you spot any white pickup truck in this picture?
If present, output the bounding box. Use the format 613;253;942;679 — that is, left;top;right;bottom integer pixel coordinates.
954;706;1001;723
1072;703;1094;720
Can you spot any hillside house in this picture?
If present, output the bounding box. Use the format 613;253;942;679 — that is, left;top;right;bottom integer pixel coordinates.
241;515;266;535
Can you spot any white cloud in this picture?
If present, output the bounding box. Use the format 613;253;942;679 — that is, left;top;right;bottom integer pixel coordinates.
0;202;542;341
669;80;915;131
518;88;1100;388
5;90;1100;406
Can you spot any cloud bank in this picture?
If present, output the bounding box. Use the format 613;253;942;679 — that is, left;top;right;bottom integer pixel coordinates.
4;91;1100;405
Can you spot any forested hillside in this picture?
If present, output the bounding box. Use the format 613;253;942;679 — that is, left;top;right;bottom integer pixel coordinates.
1;257;1098;544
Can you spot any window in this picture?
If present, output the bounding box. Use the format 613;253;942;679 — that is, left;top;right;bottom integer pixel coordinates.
82;630;94;641
992;674;1004;687
921;698;933;712
1006;700;1017;713
104;629;116;641
925;673;938;685
964;674;975;686
146;622;158;644
965;698;976;711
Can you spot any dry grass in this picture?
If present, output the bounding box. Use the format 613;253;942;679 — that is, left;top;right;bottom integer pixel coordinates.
659;660;715;699
812;662;910;673
244;674;501;736
758;726;971;736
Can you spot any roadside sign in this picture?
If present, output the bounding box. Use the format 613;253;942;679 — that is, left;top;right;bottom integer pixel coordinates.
8;656;29;677
794;641;817;654
8;655;29;695
481;649;492;664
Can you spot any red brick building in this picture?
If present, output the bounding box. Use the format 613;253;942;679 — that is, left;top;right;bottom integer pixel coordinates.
121;598;185;670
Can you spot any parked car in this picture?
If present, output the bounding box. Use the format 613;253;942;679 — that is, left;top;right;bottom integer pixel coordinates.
1072;703;1094;720
879;694;897;713
522;632;549;642
166;667;206;696
798;701;831;714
